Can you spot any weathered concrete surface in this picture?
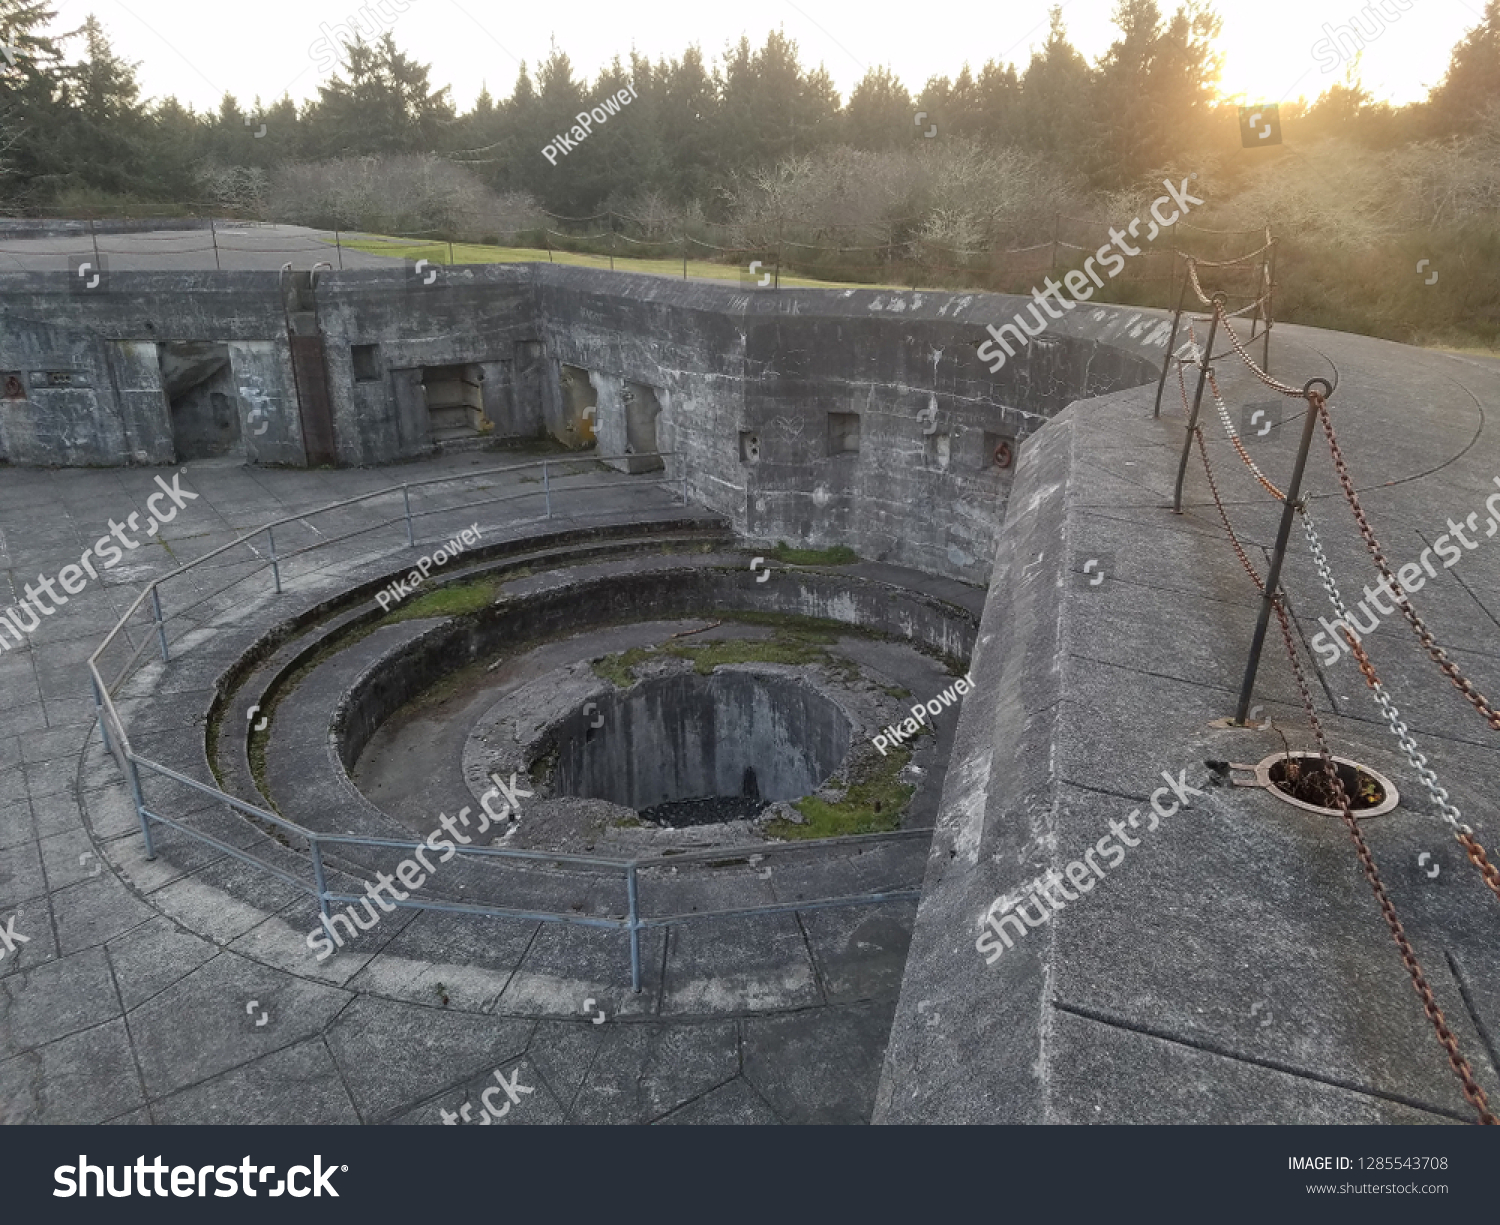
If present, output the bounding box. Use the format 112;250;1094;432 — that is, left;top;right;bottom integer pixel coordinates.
0;453;915;1124
875;322;1500;1124
3;261;1166;583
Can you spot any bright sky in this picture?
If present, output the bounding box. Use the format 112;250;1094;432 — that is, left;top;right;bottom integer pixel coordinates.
33;0;1488;113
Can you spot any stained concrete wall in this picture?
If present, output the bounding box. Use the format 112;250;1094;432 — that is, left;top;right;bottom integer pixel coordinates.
0;263;1168;581
0;271;294;466
553;671;851;809
312;268;544;465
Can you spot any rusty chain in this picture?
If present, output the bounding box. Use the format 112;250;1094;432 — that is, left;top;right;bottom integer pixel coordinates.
1315;396;1500;735
1187;408;1499;1125
1306;511;1500;908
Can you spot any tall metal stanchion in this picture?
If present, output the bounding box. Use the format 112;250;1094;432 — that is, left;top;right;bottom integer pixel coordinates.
1233;380;1333;725
151;585;170;661
626;864;642;993
1153;256;1193;419
1261;239;1278;375
1172;294;1226;513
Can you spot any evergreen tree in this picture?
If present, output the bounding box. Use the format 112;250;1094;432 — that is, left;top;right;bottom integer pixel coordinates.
846;66;912;148
1429;0;1500;134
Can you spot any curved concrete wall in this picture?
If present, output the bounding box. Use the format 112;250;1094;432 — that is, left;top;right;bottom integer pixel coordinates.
553;671;851;809
0;263;1168;581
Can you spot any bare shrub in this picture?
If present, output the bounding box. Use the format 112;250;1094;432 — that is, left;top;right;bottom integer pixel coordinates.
268;154;542;239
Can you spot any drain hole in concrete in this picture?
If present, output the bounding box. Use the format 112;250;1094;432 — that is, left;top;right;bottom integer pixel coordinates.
1267;753;1385;812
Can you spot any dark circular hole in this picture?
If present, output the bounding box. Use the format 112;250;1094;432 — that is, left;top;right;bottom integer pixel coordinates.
1267;754;1385;811
551;671;851;826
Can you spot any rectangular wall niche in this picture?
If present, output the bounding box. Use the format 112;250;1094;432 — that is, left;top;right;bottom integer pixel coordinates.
926;433;951;470
983;430;1017;471
827;412;861;456
621;381;664;473
351;344;381;382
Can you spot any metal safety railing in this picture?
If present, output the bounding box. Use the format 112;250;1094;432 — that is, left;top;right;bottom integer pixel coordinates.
1160;259;1500;1123
87;450;927;991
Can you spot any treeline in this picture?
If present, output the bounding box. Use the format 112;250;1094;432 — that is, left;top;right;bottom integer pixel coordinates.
3;0;1494;220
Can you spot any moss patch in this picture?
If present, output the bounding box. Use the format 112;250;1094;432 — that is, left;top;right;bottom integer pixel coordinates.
768;541;860;566
766;748;915;839
379;578;498;624
591;623;860;688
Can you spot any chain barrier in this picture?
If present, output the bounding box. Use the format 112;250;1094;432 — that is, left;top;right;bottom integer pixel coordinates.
1302;510;1500;906
1185;386;1499;1124
1314;404;1500;735
1182;321;1287;501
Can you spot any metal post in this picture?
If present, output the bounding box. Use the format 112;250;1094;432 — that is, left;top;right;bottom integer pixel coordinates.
91;672;111;755
310;838;332;920
1262;239;1278;375
543;461;552;519
682;231;688;280
402;484;415;547
335;229;344;270
210;216;221;270
627;864;642;994
608;228;615;272
1153;264;1192;419
151;585;170;662
89;218;101;265
448;240;455;266
1172;296;1225;513
1249;239;1265;343
1234;380;1332;724
127;754;156;860
267;524;282;595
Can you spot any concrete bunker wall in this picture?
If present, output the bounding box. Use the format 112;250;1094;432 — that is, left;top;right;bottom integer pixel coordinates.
0;272;305;466
532;268;1169;582
0;263;1168;582
313;270;545;465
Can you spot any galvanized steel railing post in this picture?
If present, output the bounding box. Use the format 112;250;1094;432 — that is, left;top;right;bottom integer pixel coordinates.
267;524;282;595
91;671;111;755
150;584;169;661
627;864;642;993
402;484;415;547
310;838;332;920
1153;264;1192;419
1234;379;1332;725
543;461;552;520
127;753;155;860
1173;295;1225;514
